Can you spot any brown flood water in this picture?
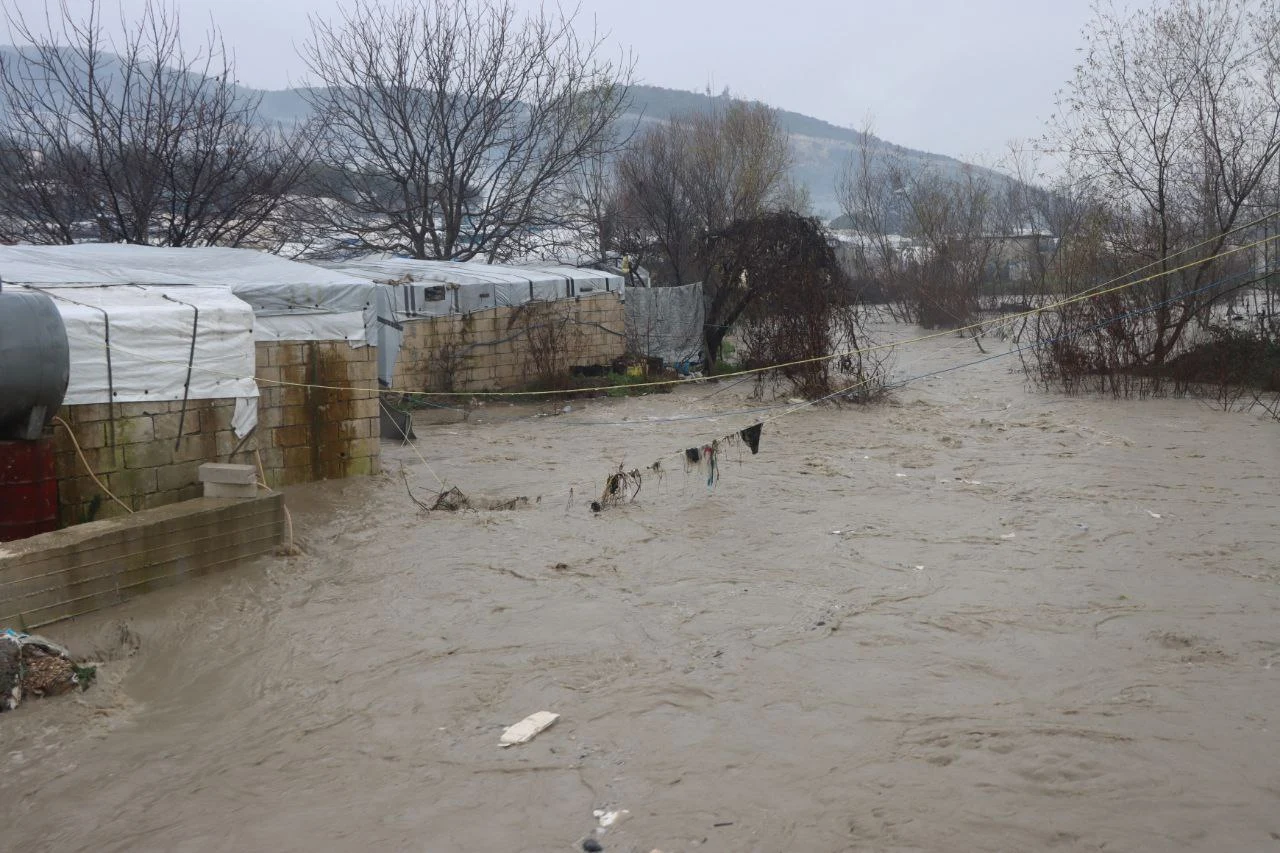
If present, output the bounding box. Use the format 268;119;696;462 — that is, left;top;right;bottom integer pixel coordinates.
2;327;1279;853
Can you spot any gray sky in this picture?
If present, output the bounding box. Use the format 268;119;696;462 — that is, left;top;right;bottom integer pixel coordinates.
10;0;1099;161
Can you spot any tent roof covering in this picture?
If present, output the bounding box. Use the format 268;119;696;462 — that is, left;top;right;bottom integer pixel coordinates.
0;244;378;344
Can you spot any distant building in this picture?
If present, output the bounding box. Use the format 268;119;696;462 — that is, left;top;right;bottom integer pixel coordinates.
987;232;1058;284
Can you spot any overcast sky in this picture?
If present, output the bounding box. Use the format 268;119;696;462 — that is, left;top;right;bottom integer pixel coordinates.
8;0;1102;161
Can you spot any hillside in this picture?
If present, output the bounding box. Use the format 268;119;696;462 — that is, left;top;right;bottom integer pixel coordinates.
0;45;997;219
620;85;1000;215
247;82;997;217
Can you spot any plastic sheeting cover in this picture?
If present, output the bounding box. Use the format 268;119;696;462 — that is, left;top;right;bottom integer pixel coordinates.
323;258;623;317
0;244;378;345
625;282;705;368
15;284;260;436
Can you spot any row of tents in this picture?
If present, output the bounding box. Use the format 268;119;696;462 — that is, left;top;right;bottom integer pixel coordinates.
0;245;704;437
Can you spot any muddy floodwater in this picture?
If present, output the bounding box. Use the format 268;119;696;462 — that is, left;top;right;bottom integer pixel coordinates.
3;328;1279;852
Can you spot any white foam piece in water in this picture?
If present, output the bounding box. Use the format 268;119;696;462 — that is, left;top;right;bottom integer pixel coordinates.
499;711;559;747
593;809;629;829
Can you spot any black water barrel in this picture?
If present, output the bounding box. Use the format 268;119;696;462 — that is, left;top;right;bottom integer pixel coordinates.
0;290;71;440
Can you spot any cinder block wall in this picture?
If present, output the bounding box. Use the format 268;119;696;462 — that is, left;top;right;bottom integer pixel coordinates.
253;341;380;487
54;399;243;525
0;492;284;629
51;341;380;526
392;293;626;393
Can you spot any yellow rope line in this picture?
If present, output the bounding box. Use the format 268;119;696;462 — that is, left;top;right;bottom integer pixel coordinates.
939;211;1280;343
254;448;299;555
52;416;135;514
378;398;447;489
40;220;1276;505
653;250;1273;466
53;222;1280;400
242;228;1280;396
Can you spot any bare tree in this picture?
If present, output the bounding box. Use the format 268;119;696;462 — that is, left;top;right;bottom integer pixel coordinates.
897;163;1004;328
703;210;878;395
1048;0;1280;366
613;102;792;280
512;131;628;267
613;118;702;284
837;130;1004;329
0;0;313;246
835;121;914;314
612;101;794;361
301;0;632;262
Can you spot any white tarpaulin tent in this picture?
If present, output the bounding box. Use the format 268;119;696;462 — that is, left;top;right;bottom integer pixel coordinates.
0;244;378;345
10;283;261;435
0;245;380;436
321;257;625;386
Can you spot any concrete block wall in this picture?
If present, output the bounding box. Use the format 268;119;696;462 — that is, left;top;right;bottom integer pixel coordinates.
0;492;284;629
391;293;626;393
51;341;380;526
53;399;242;526
253;341;380;487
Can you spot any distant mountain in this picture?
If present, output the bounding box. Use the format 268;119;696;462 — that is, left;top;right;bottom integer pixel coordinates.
243;83;998;217
0;44;998;219
615;86;1005;217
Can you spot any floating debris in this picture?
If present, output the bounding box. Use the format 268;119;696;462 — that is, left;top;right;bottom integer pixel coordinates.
592;465;643;512
432;486;471;511
499;710;560;747
593;808;629;830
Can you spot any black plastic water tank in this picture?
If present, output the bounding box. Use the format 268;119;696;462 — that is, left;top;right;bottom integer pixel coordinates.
0;289;71;440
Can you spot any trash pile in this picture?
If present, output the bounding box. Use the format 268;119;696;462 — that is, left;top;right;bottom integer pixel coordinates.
0;629;95;712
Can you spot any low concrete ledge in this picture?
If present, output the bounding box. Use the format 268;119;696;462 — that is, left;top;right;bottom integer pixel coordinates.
0;492;285;629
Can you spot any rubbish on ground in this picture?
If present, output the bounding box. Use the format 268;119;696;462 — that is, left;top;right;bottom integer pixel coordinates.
1076;523;1090;531
499;710;559;746
0;629;93;712
1000;533;1016;540
582;839;603;852
22;656;76;697
1147;510;1162;519
594;809;629;830
895;472;907;478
